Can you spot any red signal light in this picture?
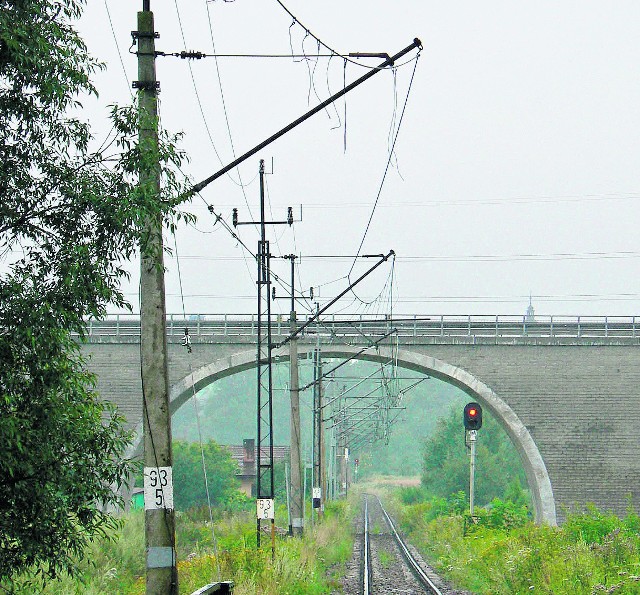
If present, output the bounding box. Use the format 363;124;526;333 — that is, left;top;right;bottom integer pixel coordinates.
464;402;483;430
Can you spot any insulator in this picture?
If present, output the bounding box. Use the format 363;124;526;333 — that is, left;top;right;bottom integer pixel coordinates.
232;208;238;227
287;206;293;225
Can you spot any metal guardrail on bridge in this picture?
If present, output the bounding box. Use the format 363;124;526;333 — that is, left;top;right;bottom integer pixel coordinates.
84;314;640;340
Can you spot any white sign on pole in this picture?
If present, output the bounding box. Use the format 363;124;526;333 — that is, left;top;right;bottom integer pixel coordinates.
312;487;321;499
144;466;174;510
257;498;275;520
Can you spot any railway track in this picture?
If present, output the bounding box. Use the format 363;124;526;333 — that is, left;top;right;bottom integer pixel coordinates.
337;494;467;595
362;494;442;594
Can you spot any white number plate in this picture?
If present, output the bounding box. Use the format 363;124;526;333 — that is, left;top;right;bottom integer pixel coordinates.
144;466;174;510
257;498;274;519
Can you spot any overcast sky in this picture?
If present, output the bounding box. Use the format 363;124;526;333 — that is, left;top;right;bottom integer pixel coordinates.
77;1;640;318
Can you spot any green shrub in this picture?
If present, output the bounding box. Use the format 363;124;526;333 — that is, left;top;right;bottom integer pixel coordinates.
396;495;640;595
564;504;621;545
468;498;529;530
398;486;429;505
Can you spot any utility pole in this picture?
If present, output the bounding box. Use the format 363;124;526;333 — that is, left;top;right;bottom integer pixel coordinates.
136;4;177;594
282;255;304;536
256;160;274;553
311;305;326;517
233;161;293;553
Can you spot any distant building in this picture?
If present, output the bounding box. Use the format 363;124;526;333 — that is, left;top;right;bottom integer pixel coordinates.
525;295;535;322
226;438;290;497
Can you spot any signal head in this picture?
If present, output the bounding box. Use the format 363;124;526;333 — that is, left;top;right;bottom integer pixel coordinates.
464;402;483;430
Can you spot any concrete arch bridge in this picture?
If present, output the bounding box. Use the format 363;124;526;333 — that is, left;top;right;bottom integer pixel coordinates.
81;313;640;525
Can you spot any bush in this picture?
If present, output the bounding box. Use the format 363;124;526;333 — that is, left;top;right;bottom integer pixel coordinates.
465;498;529;531
398;485;429;505
564;504;621;545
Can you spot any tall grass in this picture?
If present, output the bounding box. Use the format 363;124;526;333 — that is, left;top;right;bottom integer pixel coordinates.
394;488;640;595
1;500;355;594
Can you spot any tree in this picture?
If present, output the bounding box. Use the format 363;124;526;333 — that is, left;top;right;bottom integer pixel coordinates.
172;441;245;511
421;406;529;506
0;0;190;582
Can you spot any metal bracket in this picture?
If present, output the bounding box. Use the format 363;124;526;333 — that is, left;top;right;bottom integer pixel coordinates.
132;81;160;92
131;30;160;40
146;546;175;569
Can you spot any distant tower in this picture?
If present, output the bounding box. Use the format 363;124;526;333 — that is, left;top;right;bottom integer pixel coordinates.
525;294;535;322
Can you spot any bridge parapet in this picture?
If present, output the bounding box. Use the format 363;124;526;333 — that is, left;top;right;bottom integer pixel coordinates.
83;314;640;345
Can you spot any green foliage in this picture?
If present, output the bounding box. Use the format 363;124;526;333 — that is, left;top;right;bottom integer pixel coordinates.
172;367;467;479
465;498;530;531
172;440;246;512
398;485;430;505
396;496;640;595
421;405;529;506
563;504;621;544
0;0;191;583
172;366;311;446
354;377;467;477
0;511;145;594
3;503;354;594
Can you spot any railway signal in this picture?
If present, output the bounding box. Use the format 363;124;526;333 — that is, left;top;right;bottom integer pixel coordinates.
463;402;483;430
463;402;482;517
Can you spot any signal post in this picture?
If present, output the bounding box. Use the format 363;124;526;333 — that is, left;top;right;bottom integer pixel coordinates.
464;403;483;518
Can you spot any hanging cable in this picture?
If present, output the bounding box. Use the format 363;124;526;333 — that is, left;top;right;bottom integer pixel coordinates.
348;54;420;276
172;230;221;581
104;0;133;94
272;0;417;70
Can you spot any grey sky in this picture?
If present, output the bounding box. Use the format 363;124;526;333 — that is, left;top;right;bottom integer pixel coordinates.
78;1;640;317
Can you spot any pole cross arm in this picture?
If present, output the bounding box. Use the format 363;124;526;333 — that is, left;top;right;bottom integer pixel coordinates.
276;250;395;349
187;38;422;197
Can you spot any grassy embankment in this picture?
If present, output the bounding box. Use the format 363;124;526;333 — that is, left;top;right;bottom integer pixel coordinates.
390;486;640;595
2;501;354;594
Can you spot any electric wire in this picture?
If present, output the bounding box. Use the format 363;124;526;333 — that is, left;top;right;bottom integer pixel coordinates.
204;0;262;215
178;191;640;210
104;0;133;94
163;249;640;263
172;231;221;581
119;291;640;305
348;53;420;276
170;0;248;191
272;0;419;71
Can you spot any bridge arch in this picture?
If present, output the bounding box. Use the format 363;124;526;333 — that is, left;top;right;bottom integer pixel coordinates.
127;345;557;525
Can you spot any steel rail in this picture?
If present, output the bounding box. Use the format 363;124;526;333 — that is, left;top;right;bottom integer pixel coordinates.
375;495;443;594
363;495;372;595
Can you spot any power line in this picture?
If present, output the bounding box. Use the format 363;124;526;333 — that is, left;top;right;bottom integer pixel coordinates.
348;53;420;274
163;250;640;263
120;291;640;303
272;0;419;71
172;191;640;211
104;0;133;93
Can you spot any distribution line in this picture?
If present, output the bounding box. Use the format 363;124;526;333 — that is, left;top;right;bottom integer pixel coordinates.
172;231;221;581
348;54;420;275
